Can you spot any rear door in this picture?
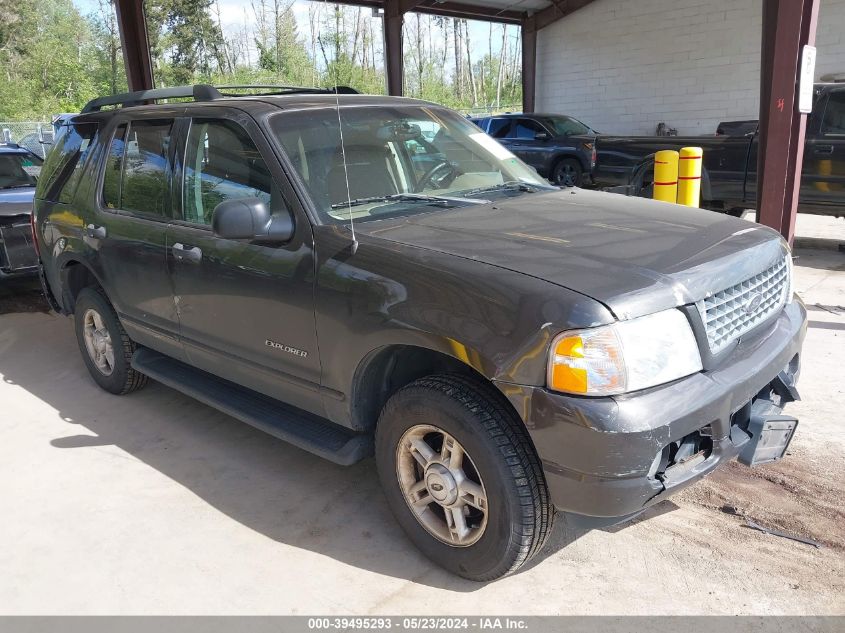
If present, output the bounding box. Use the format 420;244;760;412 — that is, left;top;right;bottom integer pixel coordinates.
165;110;323;415
92;115;184;360
800;87;845;214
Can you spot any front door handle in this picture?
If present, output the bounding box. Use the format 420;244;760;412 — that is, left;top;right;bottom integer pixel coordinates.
85;224;106;239
172;242;202;263
814;144;834;155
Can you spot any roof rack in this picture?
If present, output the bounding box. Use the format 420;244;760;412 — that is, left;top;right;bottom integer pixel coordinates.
81;85;222;113
215;84;359;96
81;83;360;114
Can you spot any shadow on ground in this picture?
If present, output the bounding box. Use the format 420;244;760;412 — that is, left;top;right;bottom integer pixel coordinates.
0;309;671;590
0;276;47;315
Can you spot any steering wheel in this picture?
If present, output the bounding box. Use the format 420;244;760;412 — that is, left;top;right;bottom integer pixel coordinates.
415;159;459;192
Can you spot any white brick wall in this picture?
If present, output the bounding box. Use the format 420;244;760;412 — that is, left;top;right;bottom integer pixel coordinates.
536;0;845;135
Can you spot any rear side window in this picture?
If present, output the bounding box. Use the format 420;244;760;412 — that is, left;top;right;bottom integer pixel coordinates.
102;119;173;216
182;119;273;226
35;122;98;202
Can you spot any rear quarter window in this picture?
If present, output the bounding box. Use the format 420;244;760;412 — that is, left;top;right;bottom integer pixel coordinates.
35;122;99;202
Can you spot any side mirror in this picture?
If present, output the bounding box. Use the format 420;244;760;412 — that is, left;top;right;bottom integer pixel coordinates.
534;131;550;141
212;197;294;244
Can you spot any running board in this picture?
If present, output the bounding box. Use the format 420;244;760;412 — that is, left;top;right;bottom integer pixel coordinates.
131;348;373;465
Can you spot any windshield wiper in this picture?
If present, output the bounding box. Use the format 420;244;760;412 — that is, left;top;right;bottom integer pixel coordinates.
331;193;463;209
0;184;35;190
459;181;545;197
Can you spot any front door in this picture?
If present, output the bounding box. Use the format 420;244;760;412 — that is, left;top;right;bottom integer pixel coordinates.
165;113;323;416
501;118;551;172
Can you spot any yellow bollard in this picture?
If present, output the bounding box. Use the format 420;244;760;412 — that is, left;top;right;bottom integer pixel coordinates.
653;150;679;203
677;146;703;207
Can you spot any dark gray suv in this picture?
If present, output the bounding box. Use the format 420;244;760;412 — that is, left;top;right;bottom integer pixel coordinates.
34;85;807;581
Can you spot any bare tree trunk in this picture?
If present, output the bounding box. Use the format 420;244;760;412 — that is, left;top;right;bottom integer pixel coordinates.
495;25;506;109
452;18;462;100
464;21;477;107
416;14;423;96
351;8;361;68
308;5;318;84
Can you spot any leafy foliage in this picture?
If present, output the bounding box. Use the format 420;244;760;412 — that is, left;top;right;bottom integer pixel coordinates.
0;0;521;120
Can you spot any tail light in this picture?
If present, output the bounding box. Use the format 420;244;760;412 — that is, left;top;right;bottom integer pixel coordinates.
582;142;597;169
30;211;40;257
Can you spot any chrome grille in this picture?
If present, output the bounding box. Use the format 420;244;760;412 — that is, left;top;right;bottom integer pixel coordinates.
696;256;790;354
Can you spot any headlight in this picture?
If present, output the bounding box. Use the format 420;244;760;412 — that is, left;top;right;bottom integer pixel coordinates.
547;308;702;396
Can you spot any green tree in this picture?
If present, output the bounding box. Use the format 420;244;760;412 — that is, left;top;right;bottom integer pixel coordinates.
0;0;99;118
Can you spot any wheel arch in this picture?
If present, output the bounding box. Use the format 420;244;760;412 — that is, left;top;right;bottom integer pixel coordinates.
349;343;522;434
551;152;587;173
57;257;104;314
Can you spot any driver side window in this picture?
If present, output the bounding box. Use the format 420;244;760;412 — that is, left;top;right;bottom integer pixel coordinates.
183;119;273;226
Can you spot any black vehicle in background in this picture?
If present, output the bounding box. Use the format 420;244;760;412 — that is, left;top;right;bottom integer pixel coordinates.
35;85;805;581
472;113;597;187
0;143;42;278
593;83;845;217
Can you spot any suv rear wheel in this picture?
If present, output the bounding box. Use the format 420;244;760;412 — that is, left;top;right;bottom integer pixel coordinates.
375;374;553;581
551;157;582;187
74;287;148;395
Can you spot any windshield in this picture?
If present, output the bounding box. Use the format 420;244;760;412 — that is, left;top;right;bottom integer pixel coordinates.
270;105;553;223
0;152;42;189
539;116;594;136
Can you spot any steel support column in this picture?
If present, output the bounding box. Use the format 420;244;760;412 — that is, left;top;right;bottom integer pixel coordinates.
757;0;820;244
114;0;154;92
521;17;537;113
383;0;404;96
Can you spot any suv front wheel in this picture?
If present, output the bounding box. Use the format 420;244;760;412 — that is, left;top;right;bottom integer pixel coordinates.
74;287;148;395
376;374;554;581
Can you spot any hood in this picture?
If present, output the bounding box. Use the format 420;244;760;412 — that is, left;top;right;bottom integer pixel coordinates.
0;187;35;218
357;188;787;320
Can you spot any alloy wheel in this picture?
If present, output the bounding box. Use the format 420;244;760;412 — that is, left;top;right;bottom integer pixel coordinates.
82;308;115;376
396;424;488;547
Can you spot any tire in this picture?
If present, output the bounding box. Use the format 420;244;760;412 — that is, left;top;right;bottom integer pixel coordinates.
375;374;553;581
73;286;148;395
551;157;583;187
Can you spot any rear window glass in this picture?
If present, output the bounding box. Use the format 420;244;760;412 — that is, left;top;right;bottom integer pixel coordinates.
0;153;42;190
35;122;97;201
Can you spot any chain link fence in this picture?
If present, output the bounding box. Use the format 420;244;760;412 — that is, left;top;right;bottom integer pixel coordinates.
458;103;521;118
0;121;53;158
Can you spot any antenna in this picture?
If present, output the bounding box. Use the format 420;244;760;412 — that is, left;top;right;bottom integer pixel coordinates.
322;0;357;251
334;84;357;249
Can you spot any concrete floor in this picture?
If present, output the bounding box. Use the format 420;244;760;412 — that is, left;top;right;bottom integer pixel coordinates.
0;217;843;615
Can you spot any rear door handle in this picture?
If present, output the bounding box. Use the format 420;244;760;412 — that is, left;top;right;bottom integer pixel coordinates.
171;242;202;263
84;224;106;239
814;144;834;155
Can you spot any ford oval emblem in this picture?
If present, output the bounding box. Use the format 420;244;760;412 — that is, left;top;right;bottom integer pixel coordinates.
744;292;763;314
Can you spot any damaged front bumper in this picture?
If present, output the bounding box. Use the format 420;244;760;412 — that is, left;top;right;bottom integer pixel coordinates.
496;299;807;527
0;217;38;278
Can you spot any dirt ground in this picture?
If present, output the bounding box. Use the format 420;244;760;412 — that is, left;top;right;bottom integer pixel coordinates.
0;216;843;615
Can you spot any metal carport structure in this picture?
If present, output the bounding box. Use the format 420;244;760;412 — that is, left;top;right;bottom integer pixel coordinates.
112;0;819;243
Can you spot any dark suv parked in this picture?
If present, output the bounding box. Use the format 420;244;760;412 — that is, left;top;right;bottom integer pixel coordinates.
35;85;806;581
472;113;597;187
